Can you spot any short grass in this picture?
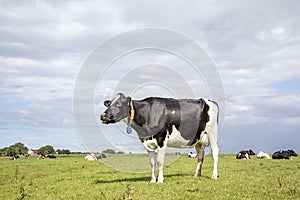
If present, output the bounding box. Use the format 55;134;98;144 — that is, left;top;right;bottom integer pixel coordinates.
0;154;299;199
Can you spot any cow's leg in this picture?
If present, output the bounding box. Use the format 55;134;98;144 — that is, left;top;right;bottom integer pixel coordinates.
209;136;219;179
194;143;205;177
245;153;249;159
148;151;157;183
207;128;219;179
204;101;219;179
157;146;166;183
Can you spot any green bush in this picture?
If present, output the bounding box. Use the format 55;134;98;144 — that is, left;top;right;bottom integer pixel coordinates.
38;145;55;155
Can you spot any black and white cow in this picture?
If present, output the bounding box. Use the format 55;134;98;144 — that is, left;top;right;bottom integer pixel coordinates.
236;152;249;159
236;149;255;159
272;150;297;159
100;93;219;183
240;149;255;155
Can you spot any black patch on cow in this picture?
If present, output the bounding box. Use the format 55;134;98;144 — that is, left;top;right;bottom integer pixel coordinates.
189;99;210;145
155;128;168;148
130;97;211;147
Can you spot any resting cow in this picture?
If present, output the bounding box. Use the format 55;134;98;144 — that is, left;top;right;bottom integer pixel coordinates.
236;152;249;159
85;153;105;160
47;155;56;159
272;150;297;159
236;149;255;159
240;149;255;155
100;93;219;183
188;152;197;158
38;154;45;159
257;151;271;159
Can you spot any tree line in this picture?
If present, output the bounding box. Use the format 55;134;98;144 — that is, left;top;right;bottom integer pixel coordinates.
0;142;71;156
1;143;126;157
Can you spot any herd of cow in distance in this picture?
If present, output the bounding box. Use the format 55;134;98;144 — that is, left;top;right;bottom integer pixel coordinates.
84;149;300;160
8;149;297;161
234;149;297;160
186;149;297;160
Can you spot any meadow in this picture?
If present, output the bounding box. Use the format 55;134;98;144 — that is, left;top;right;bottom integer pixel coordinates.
0;154;299;200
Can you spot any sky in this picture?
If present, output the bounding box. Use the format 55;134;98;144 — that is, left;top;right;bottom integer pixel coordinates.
0;0;299;154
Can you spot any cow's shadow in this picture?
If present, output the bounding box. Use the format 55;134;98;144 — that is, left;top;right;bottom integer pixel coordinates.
93;173;192;184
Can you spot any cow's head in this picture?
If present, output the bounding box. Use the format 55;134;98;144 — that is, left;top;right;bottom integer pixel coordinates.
288;149;298;157
249;149;255;155
100;93;131;124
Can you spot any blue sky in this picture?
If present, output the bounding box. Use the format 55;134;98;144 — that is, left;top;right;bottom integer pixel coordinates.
0;0;299;153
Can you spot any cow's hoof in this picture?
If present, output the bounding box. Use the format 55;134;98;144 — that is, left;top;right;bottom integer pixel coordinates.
157;179;164;183
194;173;201;177
211;174;219;180
150;179;156;183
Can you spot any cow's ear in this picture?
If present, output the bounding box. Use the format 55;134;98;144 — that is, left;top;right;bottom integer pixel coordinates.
104;100;111;107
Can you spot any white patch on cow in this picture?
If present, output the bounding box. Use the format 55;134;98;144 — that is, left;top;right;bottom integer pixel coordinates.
203;99;218;133
142;137;158;152
121;118;128;123
245;153;249;159
171;110;175;115
200;133;209;147
166;125;190;148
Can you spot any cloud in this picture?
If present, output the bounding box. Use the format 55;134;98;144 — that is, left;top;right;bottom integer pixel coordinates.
0;1;140;58
0;0;299;153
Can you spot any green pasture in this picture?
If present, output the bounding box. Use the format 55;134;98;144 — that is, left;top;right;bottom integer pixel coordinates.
0;154;299;199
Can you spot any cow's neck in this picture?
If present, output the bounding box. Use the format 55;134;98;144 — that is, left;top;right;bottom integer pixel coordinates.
130;100;147;126
128;100;164;140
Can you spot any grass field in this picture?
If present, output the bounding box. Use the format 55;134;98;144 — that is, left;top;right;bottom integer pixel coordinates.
0;154;299;200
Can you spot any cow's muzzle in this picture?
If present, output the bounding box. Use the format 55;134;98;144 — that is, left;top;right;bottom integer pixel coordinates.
100;113;108;124
100;113;116;124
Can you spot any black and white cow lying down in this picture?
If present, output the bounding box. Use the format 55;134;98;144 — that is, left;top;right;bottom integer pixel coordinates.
236;149;255;159
100;93;219;183
272;150;297;159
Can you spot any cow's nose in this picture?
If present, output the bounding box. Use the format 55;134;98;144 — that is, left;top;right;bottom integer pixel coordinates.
100;113;107;121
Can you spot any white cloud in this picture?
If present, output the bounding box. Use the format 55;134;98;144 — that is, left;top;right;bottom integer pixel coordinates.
258;27;287;41
1;0;299;153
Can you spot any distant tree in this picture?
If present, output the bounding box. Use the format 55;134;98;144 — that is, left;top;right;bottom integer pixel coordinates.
56;149;71;154
5;142;28;156
103;149;115;154
6;146;17;156
38;145;55;155
117;151;125;154
62;149;71;154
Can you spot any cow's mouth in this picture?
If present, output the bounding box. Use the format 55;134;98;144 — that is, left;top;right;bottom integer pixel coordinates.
101;120;116;124
100;115;116;124
100;112;117;124
101;120;109;124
